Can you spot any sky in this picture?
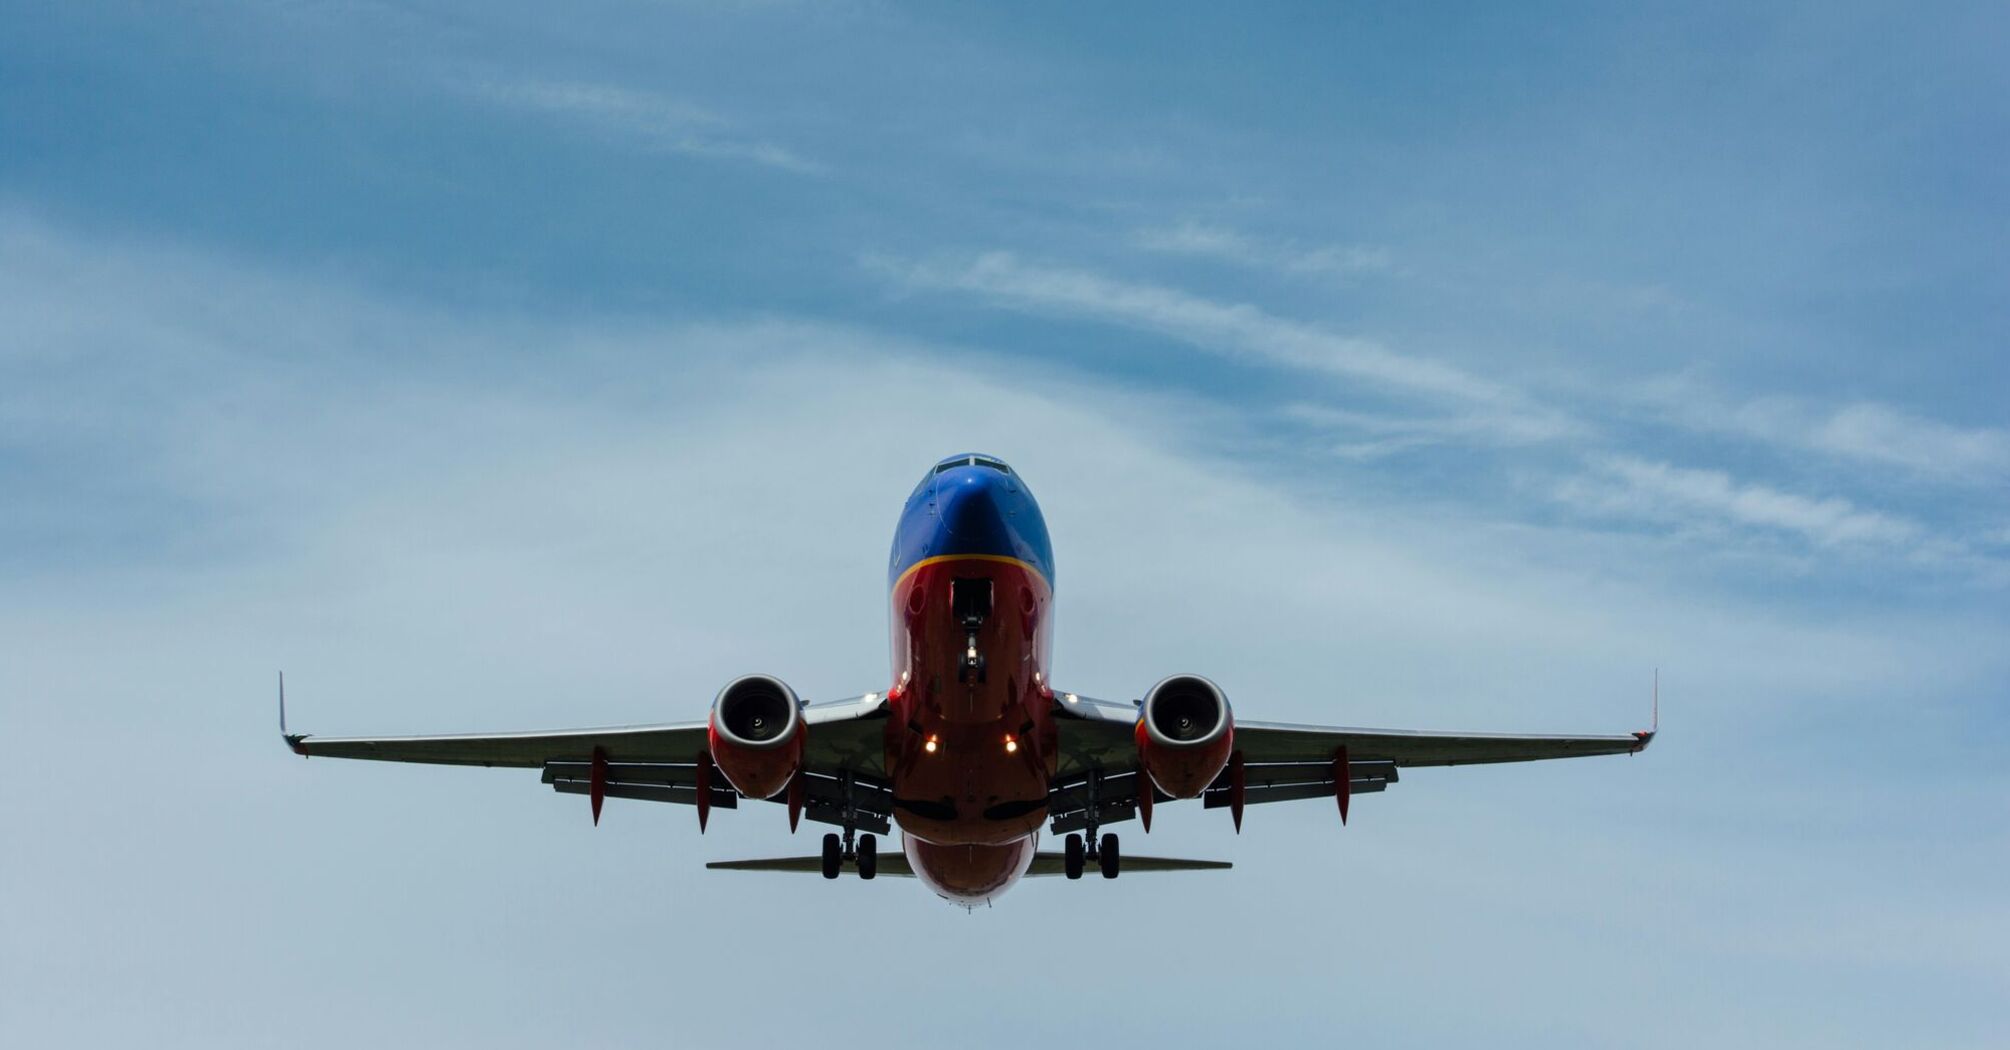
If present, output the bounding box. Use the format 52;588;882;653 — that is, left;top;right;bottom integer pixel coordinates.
1;2;2006;1047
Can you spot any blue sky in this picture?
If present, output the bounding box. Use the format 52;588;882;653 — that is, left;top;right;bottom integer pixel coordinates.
2;3;2006;1047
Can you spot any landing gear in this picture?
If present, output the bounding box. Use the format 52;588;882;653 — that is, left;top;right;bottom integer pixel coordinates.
821;832;841;880
1066;768;1121;880
1062;830;1120;880
953;578;991;684
822;771;876;881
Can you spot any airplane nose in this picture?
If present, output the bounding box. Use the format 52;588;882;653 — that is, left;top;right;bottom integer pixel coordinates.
937;471;1006;536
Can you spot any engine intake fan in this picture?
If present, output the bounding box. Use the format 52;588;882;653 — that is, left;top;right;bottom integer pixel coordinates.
707;674;805;800
1135;674;1234;799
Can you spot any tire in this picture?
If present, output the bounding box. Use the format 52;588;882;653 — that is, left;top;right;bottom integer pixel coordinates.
820;832;841;880
1099;833;1120;879
857;833;878;880
1063;833;1084;880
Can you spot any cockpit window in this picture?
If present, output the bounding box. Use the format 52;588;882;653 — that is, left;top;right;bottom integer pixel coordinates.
934;455;1012;475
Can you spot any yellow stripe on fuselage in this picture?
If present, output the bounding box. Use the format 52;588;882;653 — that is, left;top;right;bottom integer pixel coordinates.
891;553;1049;594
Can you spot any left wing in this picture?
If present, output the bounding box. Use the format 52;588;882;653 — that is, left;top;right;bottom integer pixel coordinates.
282;684;894;832
1047;691;1651;832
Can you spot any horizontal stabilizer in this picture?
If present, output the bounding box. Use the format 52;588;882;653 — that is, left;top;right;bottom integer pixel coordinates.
707;852;1230;877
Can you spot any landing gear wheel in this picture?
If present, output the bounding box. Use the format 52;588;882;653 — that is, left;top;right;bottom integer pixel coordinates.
820;832;841;880
857;833;878;880
1063;833;1085;880
1099;833;1120;879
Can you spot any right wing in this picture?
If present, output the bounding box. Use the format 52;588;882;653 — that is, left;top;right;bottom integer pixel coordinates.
283;686;895;831
1048;691;1651;832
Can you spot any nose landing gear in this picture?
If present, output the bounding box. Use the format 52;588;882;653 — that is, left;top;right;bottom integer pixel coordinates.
953;578;991;684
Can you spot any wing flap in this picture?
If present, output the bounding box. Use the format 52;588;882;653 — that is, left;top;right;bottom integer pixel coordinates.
551;778;739;809
1203;777;1387;808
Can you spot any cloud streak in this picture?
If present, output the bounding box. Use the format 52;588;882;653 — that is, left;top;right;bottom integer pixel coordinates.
878;250;1544;411
1639;383;2010;486
1136;220;1396;279
462;78;821;173
875;249;2010;582
1563;455;1925;549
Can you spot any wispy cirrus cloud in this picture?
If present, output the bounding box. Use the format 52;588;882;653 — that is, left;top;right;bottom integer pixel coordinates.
874;249;2009;582
1136;220;1397;279
1281;403;1573;457
1635;379;2010;486
461;78;821;173
875;251;1550;415
1561;455;1925;549
882;251;2010;494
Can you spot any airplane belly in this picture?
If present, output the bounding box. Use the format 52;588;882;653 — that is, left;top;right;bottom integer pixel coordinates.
886;556;1055;847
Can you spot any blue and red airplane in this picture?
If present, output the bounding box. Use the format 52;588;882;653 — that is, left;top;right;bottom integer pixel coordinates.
283;453;1653;905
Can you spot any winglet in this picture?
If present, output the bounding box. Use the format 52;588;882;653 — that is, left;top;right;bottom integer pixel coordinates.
280;671;308;756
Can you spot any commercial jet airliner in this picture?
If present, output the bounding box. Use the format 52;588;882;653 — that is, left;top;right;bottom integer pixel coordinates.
283;453;1653;905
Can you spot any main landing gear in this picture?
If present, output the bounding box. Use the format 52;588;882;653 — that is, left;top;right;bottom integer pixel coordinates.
820;830;878;880
1063;769;1121;880
1061;832;1120;880
821;770;877;880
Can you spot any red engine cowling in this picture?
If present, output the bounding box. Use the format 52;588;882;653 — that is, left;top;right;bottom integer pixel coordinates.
707;674;804;800
1135;674;1233;799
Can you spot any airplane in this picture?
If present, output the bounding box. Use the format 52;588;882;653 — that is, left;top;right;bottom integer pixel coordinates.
282;452;1654;906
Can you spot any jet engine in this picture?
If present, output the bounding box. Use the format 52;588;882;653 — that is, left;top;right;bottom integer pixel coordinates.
1134;674;1234;799
707;674;804;800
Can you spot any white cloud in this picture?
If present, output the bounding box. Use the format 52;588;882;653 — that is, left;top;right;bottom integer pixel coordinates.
1806;401;2010;479
462;78;821;173
1566;455;1925;549
1282;402;1575;456
868;249;2010;580
1136;220;1396;279
876;250;1550;414
1633;378;2010;485
884;248;2010;504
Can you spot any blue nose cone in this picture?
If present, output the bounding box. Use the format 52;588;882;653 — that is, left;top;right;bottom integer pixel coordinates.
937;466;1008;537
890;455;1056;589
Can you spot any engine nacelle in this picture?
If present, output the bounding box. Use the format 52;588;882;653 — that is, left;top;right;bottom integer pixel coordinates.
1135;674;1234;799
707;674;804;800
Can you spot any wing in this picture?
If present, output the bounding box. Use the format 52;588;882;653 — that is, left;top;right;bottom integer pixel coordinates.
282;684;894;832
1047;691;1652;832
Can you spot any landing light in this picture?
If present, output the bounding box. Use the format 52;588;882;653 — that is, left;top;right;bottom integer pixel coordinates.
1004;734;1018;754
924;735;939;754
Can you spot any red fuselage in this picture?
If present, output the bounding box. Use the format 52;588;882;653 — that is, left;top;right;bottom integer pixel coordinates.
880;456;1058;902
